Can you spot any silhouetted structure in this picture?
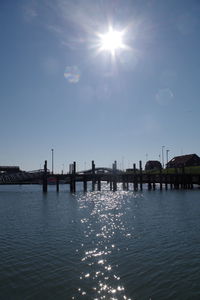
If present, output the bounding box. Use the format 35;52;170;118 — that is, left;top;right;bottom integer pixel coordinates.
0;166;20;174
166;154;200;168
145;160;162;171
1;160;200;192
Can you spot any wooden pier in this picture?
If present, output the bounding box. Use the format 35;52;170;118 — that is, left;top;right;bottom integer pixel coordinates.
42;160;200;193
0;160;199;191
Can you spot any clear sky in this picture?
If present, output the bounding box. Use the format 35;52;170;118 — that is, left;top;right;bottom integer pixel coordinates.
1;0;200;172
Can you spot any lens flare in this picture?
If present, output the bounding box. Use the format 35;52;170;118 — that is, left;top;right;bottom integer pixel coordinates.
64;65;80;83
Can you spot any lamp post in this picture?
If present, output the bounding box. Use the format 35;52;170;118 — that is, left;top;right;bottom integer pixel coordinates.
122;156;124;171
166;149;170;165
162;146;165;168
51;148;54;174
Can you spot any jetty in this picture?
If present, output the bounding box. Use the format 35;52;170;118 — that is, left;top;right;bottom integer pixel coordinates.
1;160;200;192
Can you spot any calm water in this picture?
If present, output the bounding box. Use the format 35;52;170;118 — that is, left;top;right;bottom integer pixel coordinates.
0;183;200;300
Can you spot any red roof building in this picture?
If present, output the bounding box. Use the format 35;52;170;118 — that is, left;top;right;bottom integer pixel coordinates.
166;154;200;168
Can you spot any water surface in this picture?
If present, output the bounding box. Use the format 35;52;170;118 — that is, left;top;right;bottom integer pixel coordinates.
0;184;200;299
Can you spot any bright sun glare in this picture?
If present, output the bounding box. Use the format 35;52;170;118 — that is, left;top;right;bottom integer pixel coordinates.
98;27;125;56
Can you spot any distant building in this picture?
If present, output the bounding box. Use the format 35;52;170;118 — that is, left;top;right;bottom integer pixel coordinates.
0;166;20;174
166;154;200;168
145;160;162;171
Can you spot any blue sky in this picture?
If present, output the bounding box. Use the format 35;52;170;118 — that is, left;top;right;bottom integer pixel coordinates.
1;0;200;172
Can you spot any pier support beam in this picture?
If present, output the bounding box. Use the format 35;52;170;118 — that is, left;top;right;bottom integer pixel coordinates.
92;160;95;192
112;161;117;191
70;161;76;193
73;161;76;193
153;181;156;190
113;179;117;192
165;175;168;190
174;168;179;189
83;179;87;192
97;179;101;191
126;180;129;191
133;163;138;191
139;161;143;190
159;168;163;190
56;176;59;192
43;160;48;193
148;181;152;190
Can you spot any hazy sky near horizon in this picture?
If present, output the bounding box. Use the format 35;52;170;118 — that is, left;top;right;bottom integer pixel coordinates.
1;0;200;172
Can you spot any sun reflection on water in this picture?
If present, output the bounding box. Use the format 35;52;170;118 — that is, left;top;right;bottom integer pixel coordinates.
71;185;140;299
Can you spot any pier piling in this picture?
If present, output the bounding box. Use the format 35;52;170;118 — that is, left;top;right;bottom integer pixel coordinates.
112;161;117;191
56;176;59;192
92;161;95;191
43;160;48;193
133;163;138;191
70;161;76;193
139;161;143;190
159;168;163;190
97;179;101;191
83;179;87;192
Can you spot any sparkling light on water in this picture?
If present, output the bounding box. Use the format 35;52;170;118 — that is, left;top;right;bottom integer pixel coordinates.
73;186;136;299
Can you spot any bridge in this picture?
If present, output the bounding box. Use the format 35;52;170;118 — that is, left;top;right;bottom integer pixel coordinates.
78;167;123;175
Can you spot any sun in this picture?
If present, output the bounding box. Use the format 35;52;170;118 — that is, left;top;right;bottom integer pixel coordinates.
98;27;126;56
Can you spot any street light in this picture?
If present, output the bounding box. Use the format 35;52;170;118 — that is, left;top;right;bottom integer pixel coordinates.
162;146;165;168
166;149;170;165
121;156;124;171
51;149;54;174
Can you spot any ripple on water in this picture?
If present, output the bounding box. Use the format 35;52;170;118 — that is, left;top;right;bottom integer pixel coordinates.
71;189;137;299
1;185;200;299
